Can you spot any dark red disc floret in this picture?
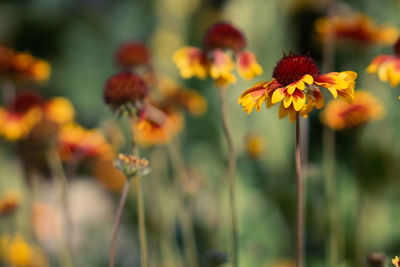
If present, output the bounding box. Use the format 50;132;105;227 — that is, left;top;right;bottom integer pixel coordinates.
11;91;44;113
115;42;150;69
203;22;246;51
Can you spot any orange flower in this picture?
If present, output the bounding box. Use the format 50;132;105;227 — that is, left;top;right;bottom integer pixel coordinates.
0;191;19;216
157;77;207;116
315;14;399;45
173;22;262;87
58;123;113;161
92;157;126;192
238;53;357;122
393;256;400;267
367;37;400;90
0;45;51;82
134;103;183;147
321;90;384;130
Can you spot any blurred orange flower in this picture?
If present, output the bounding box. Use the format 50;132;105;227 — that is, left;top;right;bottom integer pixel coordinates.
0;191;19;216
368;37;400;90
0;45;51;82
58;123;113;161
321;90;384;130
173;22;262;87
315;14;399;45
238;53;357;122
393;256;400;267
0;234;49;267
115;41;151;69
134;103;183;147
92;157;126;192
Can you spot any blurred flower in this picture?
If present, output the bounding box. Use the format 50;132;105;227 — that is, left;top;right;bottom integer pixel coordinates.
0;234;48;267
0;45;51;82
173;22;262;87
0;191;19;216
92;156;126;192
115;41;150;69
113;153;150;178
0;91;74;142
393;256;400;267
134;103;184;146
157;77;207;116
321;90;384;130
58;123;113;161
315;14;398;45
245;133;266;160
367;37;400;89
103;71;148;113
238;52;357;122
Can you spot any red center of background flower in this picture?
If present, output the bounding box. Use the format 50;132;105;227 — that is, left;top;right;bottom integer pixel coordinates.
203;22;246;51
394;37;400;55
115;42;150;68
104;72;148;108
272;53;320;86
11;91;43;113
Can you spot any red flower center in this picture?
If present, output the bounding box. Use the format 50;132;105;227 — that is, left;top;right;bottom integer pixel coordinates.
394;37;400;56
11;91;43;113
115;42;150;68
272;53;320;86
204;22;246;51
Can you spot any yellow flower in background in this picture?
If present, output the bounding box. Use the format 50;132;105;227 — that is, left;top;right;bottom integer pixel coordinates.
0;191;20;216
134;103;183;147
0;106;42;141
44;97;75;125
0;234;48;267
173;22;262;87
245;133;266;160
315;14;399;45
238;53;357;122
58;123;113;161
157;77;207;116
368;37;400;90
393;256;400;267
321;90;384;130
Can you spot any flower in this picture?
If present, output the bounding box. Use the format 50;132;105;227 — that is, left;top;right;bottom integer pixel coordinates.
115;41;150;69
0;234;48;267
367;37;400;89
58;123;113;161
321;90;384;130
245;133;266;160
0;191;19;216
315;14;399;45
173;22;262;87
238;52;357;122
157;77;207;116
113;153;150;178
0;91;74;142
0;45;51;82
104;71;148;113
134;103;184;147
393;256;400;267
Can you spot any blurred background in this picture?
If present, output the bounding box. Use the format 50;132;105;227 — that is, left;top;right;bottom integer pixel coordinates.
1;0;400;266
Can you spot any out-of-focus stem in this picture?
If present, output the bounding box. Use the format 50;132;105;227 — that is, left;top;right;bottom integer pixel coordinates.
295;113;303;267
218;88;238;267
168;143;199;267
46;148;73;267
135;178;148;267
109;180;130;267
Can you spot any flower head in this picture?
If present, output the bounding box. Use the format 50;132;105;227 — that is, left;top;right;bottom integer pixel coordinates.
0;191;19;216
173;22;262;87
315;14;399;45
113;153;150;178
393;256;400;267
321;90;384;130
238;52;357;122
367;37;400;89
245;133;266;160
104;71;148;113
115;42;150;69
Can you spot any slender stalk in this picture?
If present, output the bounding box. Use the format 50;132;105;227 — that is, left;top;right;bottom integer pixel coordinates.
46;148;73;267
323;127;339;267
109;180;131;267
295;113;303;267
135;178;148;267
218;88;238;267
168;143;199;267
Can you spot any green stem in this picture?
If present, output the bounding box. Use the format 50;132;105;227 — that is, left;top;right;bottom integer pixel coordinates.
135;178;148;267
218;88;238;267
295;114;303;267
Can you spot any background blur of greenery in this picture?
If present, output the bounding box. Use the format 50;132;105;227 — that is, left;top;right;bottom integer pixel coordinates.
1;0;400;266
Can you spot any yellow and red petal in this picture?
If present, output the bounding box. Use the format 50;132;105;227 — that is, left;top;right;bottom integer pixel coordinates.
292;90;306;111
316;71;357;103
0;107;42;141
271;87;286;104
238;81;269;114
367;55;394;73
172;46;208;79
237;51;263;80
210;49;235;80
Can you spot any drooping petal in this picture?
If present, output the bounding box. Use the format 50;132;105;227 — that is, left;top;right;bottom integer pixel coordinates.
172;46;208;79
271;88;286;104
292;90;306;111
316;71;357;103
238;81;269;114
237;51;263;80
